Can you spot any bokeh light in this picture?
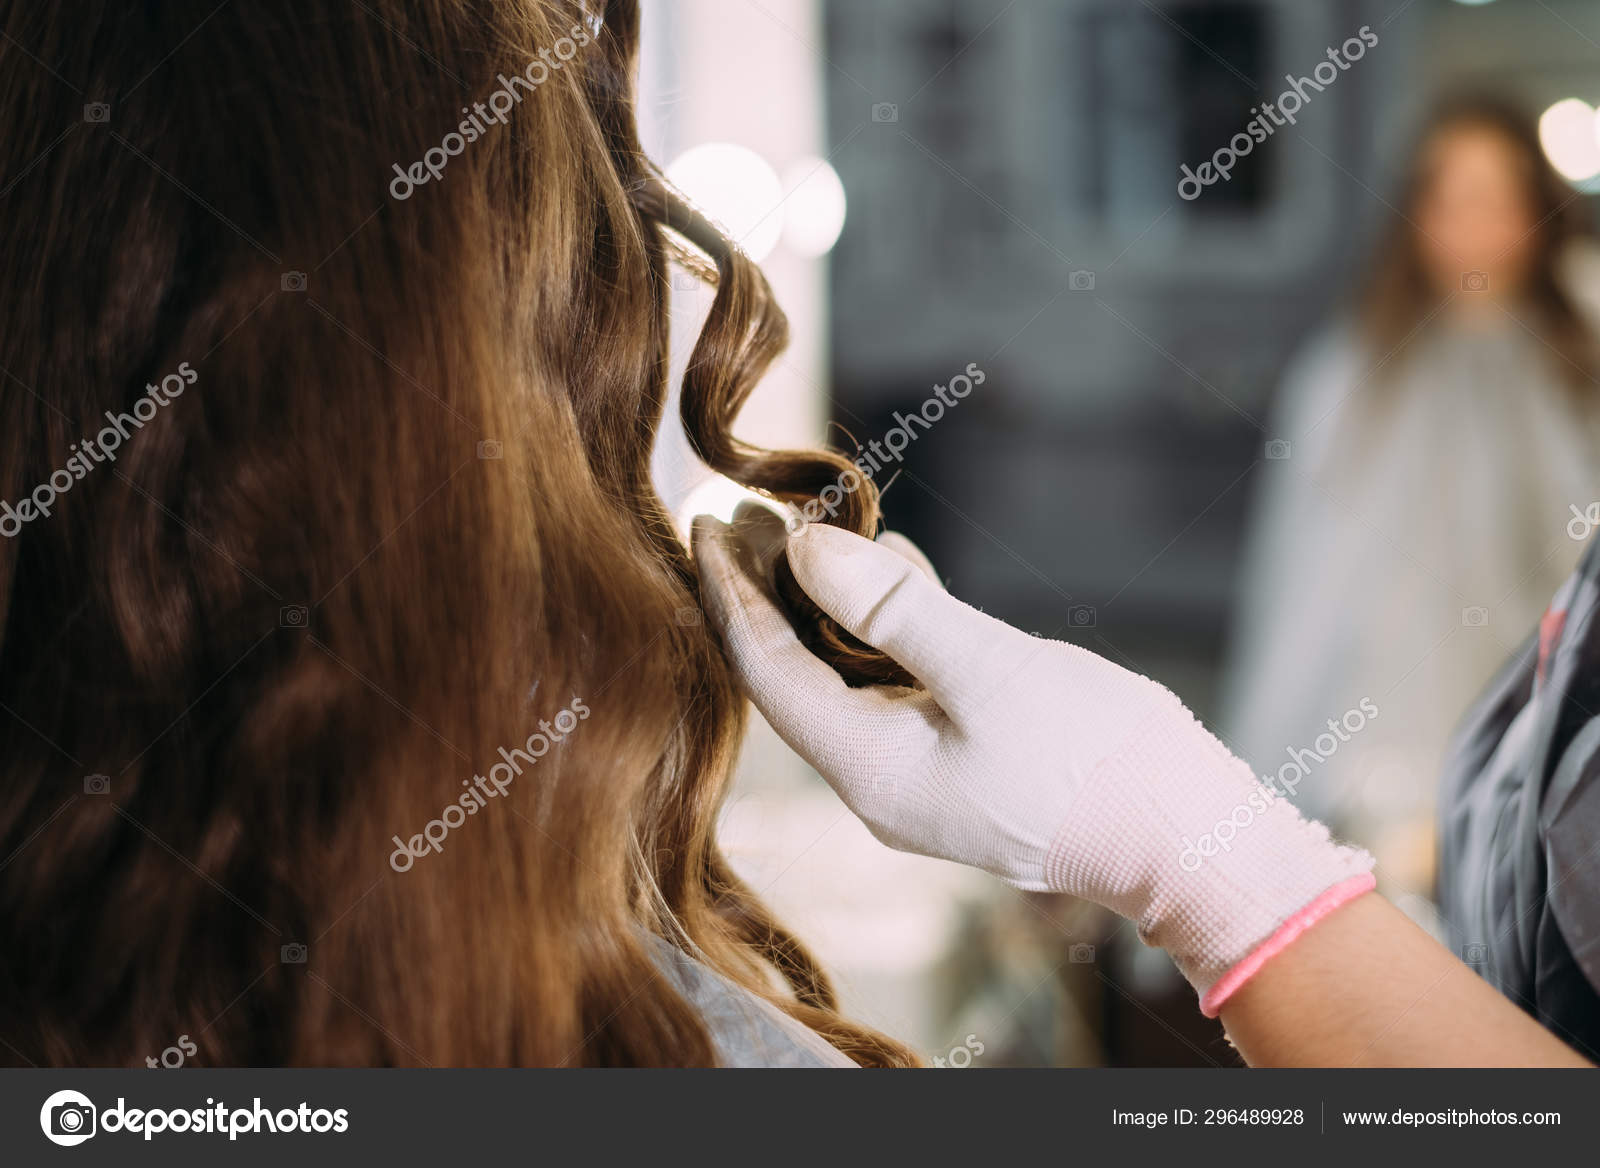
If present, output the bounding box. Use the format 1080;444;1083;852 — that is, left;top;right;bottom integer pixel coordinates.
780;157;849;257
1537;98;1600;183
666;142;785;262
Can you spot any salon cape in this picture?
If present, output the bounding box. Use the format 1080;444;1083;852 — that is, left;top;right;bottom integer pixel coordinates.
645;935;855;1068
1223;314;1600;840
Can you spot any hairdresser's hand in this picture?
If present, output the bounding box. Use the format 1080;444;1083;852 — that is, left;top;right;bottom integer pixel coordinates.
693;505;1373;1012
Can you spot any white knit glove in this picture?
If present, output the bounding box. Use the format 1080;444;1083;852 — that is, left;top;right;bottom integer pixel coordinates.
692;504;1374;1013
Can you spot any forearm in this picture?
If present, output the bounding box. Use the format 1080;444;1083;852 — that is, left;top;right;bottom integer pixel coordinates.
1220;893;1592;1067
694;515;1595;1067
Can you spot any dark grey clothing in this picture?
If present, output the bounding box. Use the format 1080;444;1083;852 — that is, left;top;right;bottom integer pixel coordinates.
1438;537;1600;1061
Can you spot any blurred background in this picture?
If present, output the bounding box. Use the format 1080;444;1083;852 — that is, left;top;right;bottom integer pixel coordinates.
642;0;1600;1066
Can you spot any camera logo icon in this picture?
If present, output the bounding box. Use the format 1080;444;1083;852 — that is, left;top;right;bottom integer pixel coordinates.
40;1089;97;1146
1461;606;1490;628
84;773;110;795
1461;270;1490;293
1069;270;1096;292
280;271;308;293
671;271;700;293
83;103;110;123
1068;943;1096;964
476;439;504;460
281;942;308;964
675;606;702;627
1067;605;1097;629
1463;942;1487;965
871;102;899;123
1265;439;1292;460
279;605;309;629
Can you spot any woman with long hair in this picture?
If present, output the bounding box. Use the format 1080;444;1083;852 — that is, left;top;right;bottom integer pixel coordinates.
0;6;1591;1068
0;0;911;1068
1222;93;1600;899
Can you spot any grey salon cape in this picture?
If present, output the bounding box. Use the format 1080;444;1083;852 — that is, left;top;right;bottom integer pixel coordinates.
645;935;855;1067
1439;534;1600;1059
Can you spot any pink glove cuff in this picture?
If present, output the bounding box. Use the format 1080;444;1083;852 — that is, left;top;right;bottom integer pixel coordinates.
1198;873;1376;1017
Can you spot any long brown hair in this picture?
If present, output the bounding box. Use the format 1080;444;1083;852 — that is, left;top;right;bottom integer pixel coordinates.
1359;92;1598;388
0;0;913;1066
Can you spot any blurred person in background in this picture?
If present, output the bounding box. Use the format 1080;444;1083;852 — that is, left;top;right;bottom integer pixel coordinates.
1222;93;1600;903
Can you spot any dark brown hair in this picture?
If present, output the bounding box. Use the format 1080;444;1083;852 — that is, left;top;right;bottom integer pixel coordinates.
1358;91;1598;387
0;0;912;1066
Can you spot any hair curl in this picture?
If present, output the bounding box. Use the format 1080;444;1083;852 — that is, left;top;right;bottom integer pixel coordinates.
0;0;915;1067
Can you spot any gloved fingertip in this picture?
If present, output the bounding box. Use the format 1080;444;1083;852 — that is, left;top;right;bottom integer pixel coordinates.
784;516;849;550
782;522;913;633
875;530;942;587
783;522;877;587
